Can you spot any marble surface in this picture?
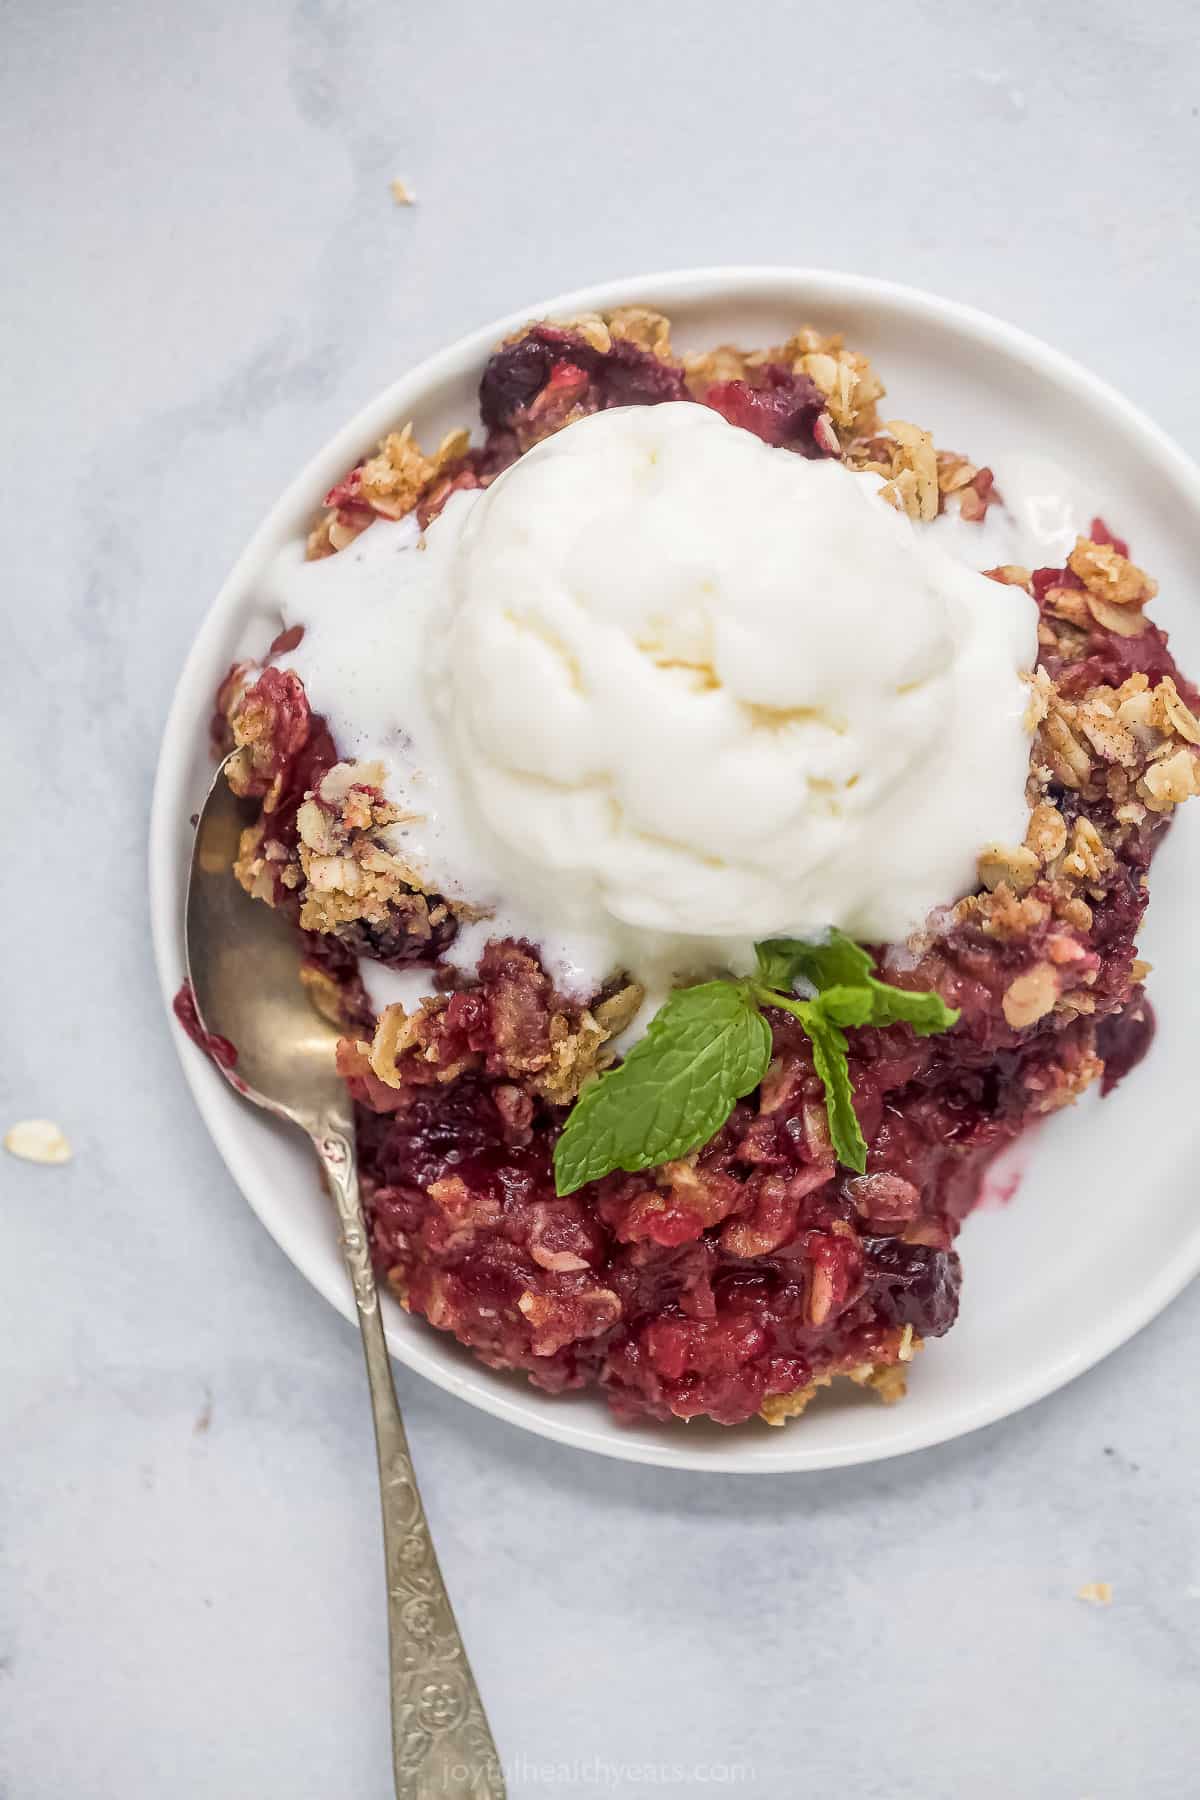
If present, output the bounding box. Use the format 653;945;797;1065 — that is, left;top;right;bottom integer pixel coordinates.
5;2;1200;1794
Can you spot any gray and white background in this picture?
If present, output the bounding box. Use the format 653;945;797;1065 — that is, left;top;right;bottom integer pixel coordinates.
4;2;1200;1795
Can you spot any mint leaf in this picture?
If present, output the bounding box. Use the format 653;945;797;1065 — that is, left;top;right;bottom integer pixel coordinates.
814;984;874;1028
553;981;772;1196
755;939;815;990
795;929;875;989
801;1005;867;1173
758;928;874;993
865;978;959;1036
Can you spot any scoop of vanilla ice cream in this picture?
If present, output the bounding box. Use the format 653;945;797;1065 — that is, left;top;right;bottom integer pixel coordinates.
428;402;1035;955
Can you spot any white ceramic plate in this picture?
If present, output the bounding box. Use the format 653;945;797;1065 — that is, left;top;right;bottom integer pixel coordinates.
150;268;1200;1473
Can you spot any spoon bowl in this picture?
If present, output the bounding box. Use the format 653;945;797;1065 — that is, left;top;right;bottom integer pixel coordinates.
186;767;348;1132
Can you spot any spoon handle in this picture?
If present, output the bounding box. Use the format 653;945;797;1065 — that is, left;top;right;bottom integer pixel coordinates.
316;1126;507;1800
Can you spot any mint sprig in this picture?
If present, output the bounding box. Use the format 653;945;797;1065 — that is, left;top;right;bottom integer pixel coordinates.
552;931;959;1196
551;982;772;1196
755;936;959;1039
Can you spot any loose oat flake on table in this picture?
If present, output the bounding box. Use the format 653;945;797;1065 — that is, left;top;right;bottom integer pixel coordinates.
5;1119;73;1165
178;305;1200;1430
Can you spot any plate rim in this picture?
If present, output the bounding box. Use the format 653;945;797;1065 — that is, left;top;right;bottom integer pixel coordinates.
149;264;1200;1473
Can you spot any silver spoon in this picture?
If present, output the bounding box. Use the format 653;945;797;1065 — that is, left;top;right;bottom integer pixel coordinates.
185;757;506;1800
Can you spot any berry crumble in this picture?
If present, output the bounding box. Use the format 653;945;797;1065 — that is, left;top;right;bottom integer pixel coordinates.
178;305;1200;1429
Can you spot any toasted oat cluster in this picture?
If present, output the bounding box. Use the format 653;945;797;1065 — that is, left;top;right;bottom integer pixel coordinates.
187;307;1199;1429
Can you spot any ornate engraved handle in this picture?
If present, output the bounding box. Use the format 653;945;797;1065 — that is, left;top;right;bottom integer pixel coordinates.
316;1127;507;1799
